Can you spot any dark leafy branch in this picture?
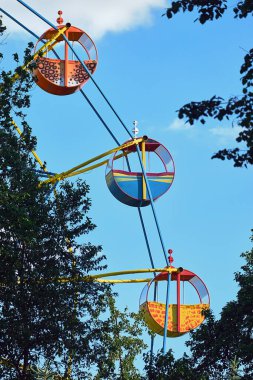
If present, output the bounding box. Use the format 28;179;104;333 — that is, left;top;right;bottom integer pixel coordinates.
164;1;253;23
164;1;253;167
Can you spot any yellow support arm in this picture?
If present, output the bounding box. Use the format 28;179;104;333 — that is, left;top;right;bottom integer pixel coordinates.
95;278;152;283
49;267;181;284
88;267;179;279
10;26;69;83
142;140;146;200
40;137;145;185
7;267;181;286
62;151;127;179
11;120;49;174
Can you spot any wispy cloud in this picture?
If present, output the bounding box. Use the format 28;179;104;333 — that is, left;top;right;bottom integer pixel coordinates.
166;118;193;131
209;126;240;138
209;126;241;145
1;0;167;39
166;118;241;145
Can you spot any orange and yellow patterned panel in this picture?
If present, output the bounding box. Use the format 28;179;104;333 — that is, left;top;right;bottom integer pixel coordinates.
140;301;209;338
36;58;97;86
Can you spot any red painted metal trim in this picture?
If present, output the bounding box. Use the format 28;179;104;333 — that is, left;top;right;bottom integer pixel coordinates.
38;25;84;42
125;142;160;152
155;268;195;282
147;268;210;304
177;273;181;332
112;169;174;177
64;29;69;86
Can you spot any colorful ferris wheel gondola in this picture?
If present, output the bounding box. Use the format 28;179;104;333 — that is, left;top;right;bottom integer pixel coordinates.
105;136;175;207
33;11;98;95
139;260;210;337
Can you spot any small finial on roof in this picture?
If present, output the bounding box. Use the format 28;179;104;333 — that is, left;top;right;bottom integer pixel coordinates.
57;10;64;25
132;120;139;138
168;249;174;266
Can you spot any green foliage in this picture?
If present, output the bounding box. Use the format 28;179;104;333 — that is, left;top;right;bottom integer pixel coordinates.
185;234;253;379
0;16;5;35
30;361;58;380
164;1;253;167
229;356;242;379
164;1;253;23
0;16;6;60
0;16;5;33
93;296;147;379
143;349;199;380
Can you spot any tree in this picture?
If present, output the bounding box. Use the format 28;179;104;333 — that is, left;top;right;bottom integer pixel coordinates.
142;349;200;380
164;1;253;167
229;357;242;380
93;296;147;380
165;1;253;24
0;16;114;379
30;361;59;380
182;234;253;379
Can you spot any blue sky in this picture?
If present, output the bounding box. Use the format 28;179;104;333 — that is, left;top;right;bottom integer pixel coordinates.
1;0;253;358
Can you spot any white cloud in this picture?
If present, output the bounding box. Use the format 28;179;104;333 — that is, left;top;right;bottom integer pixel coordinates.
167;118;193;131
209;126;241;144
209;126;240;138
166;119;241;146
1;0;167;40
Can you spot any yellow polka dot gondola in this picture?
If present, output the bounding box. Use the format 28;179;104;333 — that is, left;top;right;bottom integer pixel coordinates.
139;267;210;337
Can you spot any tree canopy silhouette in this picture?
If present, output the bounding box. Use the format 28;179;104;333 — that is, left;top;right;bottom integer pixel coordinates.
164;1;253;167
